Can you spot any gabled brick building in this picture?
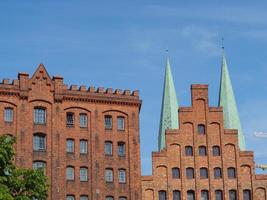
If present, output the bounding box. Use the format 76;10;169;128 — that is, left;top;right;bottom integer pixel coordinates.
0;64;142;200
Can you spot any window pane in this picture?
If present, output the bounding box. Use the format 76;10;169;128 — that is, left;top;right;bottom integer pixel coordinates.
67;195;75;200
105;116;112;129
80;114;87;127
173;190;181;200
118;142;125;156
4;108;13;122
186;168;194;179
215;190;223;200
118;169;126;183
201;190;209;200
105;142;112;155
243;190;251;200
198;124;205;134
67;139;74;153
80;168;88;181
200;168;208;179
159;191;167;200
80;140;88;154
105;169;113;182
228;168;236;179
66;167;74;180
34;108;46;124
119;197;127;200
213;146;220;156
187;191;195;200
105;197;114;200
185;146;193;156
172;168;180;179
33;161;46;174
67;113;74;126
117;117;125;130
33;134;46;151
214;168;222;179
80;196;88;200
229;190;237;200
199;146;207;156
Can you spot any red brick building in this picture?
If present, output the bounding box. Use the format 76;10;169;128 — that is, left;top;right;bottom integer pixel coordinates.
0;64;142;200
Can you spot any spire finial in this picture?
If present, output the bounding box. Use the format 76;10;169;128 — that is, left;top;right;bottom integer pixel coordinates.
221;37;224;50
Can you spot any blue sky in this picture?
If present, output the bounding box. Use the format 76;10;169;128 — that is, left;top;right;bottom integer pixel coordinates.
1;1;267;175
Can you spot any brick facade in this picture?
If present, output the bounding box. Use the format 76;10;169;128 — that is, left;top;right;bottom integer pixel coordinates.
141;84;267;200
0;64;142;200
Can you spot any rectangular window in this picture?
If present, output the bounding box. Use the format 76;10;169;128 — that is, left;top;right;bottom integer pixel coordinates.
201;190;209;200
105;142;112;155
66;195;75;200
172;168;180;179
159;191;167;200
118;169;126;183
80;140;88;154
173;190;181;200
80;196;88;200
66;112;74;126
117;116;125;131
80;168;88;181
79;114;87;128
185;146;193;156
66;167;74;180
4;108;13;122
212;146;220;156
33;134;46;151
118;142;125;156
243;190;251;200
105;169;113;182
214;168;222;179
34;108;46;124
199;146;207;156
33;161;46;174
229;190;237;200
186;168;194;179
105;115;112;129
215;190;223;200
67;139;74;153
200;168;208;179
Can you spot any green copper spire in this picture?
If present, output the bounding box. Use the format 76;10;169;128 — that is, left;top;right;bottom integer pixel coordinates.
158;57;179;150
219;50;246;150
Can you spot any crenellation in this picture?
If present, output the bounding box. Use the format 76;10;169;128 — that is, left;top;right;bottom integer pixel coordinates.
88;86;95;92
79;85;87;92
69;85;78;91
97;87;105;93
106;88;113;94
131;90;139;97
2;79;10;84
123;90;131;96
114;89;122;95
12;79;19;86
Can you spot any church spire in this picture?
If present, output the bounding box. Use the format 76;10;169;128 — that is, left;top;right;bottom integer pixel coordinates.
219;49;246;150
158;56;179;150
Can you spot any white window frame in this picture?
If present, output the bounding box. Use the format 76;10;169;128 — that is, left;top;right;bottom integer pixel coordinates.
4;108;13;122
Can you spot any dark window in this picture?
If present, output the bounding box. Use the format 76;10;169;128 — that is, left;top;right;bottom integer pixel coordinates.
214;167;222;179
80;196;88;200
243;189;251;200
34;107;46;124
198;124;205;135
199;146;207;156
118;142;125;156
186;168;194;179
215;190;223;200
173;190;181;200
66;112;74;126
159;190;167;200
4;108;13;122
201;190;209;200
66;139;75;153
172;168;180;179
185;146;193;156
79;113;87;128
187;190;195;200
212;146;220;156
105;115;112;129
33;133;46;151
229;190;237;200
200;167;208;179
227;167;236;179
117;116;125;131
105;141;113;155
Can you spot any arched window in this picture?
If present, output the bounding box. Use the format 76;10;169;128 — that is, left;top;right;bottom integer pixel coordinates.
80;195;88;200
117;116;125;131
66;112;75;126
201;190;209;200
33;133;46;151
227;167;236;179
186;167;194;179
34;107;46;124
80;139;88;154
79;113;88;128
66;195;75;200
159;190;167;200
66;166;74;181
197;124;205;135
215;190;223;200
105;168;113;183
229;190;237;200
187;190;195;200
33;161;46;174
118;169;126;183
173;190;181;200
80;167;88;181
172;167;180;179
105;141;113;155
212;146;220;156
66;139;75;153
199;146;207;156
185;146;193;156
243;189;251;200
200;167;208;179
119;197;127;200
105;196;114;200
104;115;112;129
214;167;222;179
118;142;126;156
4;107;13;122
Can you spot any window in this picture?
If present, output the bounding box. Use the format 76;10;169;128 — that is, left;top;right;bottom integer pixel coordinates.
199;146;207;156
105;168;113;182
119;197;127;200
229;190;237;200
105;115;112;129
118;142;125;156
79;113;88;128
227;167;236;179
34;107;46;124
33;133;46;151
80;140;88;154
66;195;75;200
117;116;125;130
66;112;74;126
185;146;193;156
80;196;88;200
198;124;205;134
66;166;74;180
212;146;220;156
201;190;209;200
118;169;126;183
33;161;46;173
186;168;194;179
172;168;180;179
187;190;195;200
243;189;251;200
173;190;181;200
67;139;75;153
159;190;167;200
4;108;13;122
80;167;88;181
215;190;223;200
214;167;222;179
105;197;114;200
200;167;208;179
105;141;113;155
